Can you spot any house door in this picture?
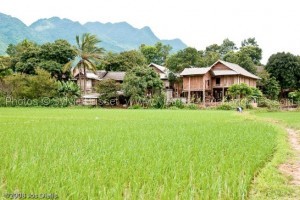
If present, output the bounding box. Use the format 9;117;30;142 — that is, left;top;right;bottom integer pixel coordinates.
213;88;223;102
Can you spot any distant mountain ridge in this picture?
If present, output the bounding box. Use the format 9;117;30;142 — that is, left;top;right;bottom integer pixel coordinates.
0;12;187;55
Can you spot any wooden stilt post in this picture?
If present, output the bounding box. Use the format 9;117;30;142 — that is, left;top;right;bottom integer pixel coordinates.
188;77;191;103
222;87;225;102
203;77;206;106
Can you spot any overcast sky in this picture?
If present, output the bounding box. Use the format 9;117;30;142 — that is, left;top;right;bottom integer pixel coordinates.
1;0;300;64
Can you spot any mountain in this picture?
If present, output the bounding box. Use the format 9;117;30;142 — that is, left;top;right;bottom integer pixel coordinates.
0;12;187;55
0;13;43;54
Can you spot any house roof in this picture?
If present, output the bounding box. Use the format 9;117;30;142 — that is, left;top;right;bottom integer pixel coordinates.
149;63;173;80
180;67;211;76
211;70;238;76
102;72;126;81
212;60;260;79
86;72;101;80
74;71;101;80
149;63;167;73
95;70;107;79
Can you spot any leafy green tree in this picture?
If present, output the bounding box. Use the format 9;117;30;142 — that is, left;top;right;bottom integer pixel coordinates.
205;44;220;53
228;83;253;99
27;68;58;98
261;77;281;100
1;73;29;98
288;90;300;103
200;51;220;67
166;47;202;72
123;66;163;105
64;33;104;95
16;57;40;75
219;38;237;57
100;52;120;71
6;44;17;57
266;52;300;90
140;42;172;65
118;50;147;70
40;40;75;64
39;40;75;79
3;68;58;99
6;40;75;78
10;40;41;74
95;79;121;101
0;56;12;77
251;87;263;99
224;50;256;74
38;60;64;79
101;50;146;71
240;38;262;65
241;38;259;47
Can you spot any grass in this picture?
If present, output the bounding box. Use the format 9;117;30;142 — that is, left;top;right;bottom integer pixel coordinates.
254;111;300;129
249;110;300;200
0;108;284;199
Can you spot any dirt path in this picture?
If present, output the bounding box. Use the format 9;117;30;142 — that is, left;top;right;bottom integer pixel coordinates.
279;128;300;185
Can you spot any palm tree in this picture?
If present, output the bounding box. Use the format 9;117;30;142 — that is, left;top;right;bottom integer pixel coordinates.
64;33;104;95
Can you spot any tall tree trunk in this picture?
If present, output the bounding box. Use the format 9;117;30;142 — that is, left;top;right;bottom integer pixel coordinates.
79;69;82;96
83;64;86;95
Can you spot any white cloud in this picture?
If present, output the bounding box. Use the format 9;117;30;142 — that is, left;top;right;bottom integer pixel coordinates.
1;0;300;63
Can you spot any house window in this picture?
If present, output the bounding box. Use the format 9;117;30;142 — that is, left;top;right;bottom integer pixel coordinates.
205;80;210;87
216;78;221;85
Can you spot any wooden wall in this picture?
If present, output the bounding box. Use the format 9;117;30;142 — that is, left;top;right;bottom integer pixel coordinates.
182;73;211;91
211;75;257;88
211;63;231;70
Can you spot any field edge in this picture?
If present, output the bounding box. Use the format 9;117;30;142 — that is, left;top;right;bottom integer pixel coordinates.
248;113;300;199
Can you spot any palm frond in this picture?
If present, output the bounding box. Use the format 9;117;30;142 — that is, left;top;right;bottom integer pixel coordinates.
62;61;72;72
83;59;97;72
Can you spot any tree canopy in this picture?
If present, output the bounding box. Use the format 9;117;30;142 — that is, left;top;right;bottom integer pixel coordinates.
123;66;163;104
139;42;172;65
64;33;104;94
266;52;300;90
101;50;146;71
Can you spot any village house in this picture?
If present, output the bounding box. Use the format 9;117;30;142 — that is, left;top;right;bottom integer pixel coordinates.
148;63;182;100
74;70;126;93
73;60;259;105
180;60;260;103
74;64;181;101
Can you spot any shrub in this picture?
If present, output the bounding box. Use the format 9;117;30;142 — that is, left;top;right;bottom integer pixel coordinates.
169;106;180;110
216;103;234;110
258;97;280;111
128;104;143;109
58;81;80;98
170;99;185;109
288;90;300;104
2;69;58;99
151;93;166;109
95;79;121;101
185;103;198;110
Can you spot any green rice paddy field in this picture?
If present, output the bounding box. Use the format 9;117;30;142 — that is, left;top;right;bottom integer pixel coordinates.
0;108;291;199
255;111;300;130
